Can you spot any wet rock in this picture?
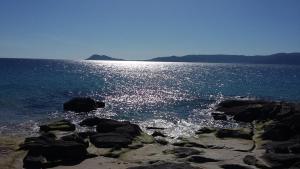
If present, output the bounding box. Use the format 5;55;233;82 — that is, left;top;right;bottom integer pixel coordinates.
243;155;268;168
188;155;219;163
163;147;203;158
221;164;253;169
195;127;216;135
216;128;252;140
63;97;104;112
39;119;75;132
127;162;202;169
90;132;132;148
114;123;142;138
290;144;300;154
173;141;207;148
212;113;227;120
79;117;102;126
152;131;166;137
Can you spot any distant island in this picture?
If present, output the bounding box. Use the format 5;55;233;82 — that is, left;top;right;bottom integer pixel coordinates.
86;54;124;61
86;53;300;65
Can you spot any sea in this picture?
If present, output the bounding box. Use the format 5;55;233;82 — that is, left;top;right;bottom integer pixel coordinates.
1;58;300;137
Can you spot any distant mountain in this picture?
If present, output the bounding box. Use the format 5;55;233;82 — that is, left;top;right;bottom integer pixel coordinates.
148;53;300;65
86;54;123;61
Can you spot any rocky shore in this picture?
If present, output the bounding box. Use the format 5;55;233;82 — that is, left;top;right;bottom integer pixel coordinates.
1;98;300;169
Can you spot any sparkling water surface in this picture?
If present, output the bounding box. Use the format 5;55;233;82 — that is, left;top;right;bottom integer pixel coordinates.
1;59;300;137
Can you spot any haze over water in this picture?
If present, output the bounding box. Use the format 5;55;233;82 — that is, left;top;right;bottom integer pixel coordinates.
1;59;300;137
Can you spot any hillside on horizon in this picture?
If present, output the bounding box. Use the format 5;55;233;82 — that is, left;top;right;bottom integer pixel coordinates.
86;53;300;65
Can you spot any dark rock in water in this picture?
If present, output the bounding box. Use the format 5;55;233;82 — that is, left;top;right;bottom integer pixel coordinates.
63;97;104;112
90;132;132;148
216;128;252;140
290;144;300;154
39;119;75;132
127;162;202;169
23;152;46;169
221;164;253;169
212;113;227;120
188;155;219;163
163;147;202;158
152;131;166;137
195;127;216;135
261;123;293;141
79;117;102;126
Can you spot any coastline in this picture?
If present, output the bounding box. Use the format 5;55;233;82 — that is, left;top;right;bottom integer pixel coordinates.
2;98;300;169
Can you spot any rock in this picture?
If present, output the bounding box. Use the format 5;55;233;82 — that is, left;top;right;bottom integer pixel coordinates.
96;119;142;138
152;131;166;137
146;127;165;130
261;123;293;141
243;155;269;169
42;140;88;161
127;162;202;169
39;119;75;132
79;117;102;126
20;134;88;164
262;153;300;169
96;119;130;133
163;147;202;158
114;123;142;138
23;152;46;169
212;113;227;120
172;141;206;148
221;164;253;169
188;155;219;163
155;138;168;145
61;133;89;148
90;132;132;148
63;97;104;112
195;127;216;134
243;155;257;165
290;144;300;154
216;128;252;140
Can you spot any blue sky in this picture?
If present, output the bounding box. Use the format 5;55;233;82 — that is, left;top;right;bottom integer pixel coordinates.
0;0;299;60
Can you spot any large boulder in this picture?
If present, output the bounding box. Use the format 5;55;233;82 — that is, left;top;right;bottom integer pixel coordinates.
39;119;75;132
63;97;105;112
79;117;102;126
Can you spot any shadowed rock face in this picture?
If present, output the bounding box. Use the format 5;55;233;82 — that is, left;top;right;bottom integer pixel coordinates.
63;97;105;112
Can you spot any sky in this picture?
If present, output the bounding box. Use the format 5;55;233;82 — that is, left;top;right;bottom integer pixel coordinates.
0;0;300;60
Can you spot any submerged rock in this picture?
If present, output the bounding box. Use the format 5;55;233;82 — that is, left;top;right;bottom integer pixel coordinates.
63;97;105;112
39;119;75;132
212;112;227;120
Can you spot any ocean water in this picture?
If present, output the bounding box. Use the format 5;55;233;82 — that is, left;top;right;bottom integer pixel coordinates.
1;58;300;137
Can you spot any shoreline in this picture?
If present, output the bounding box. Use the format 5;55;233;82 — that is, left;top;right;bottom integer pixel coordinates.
1;98;300;169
